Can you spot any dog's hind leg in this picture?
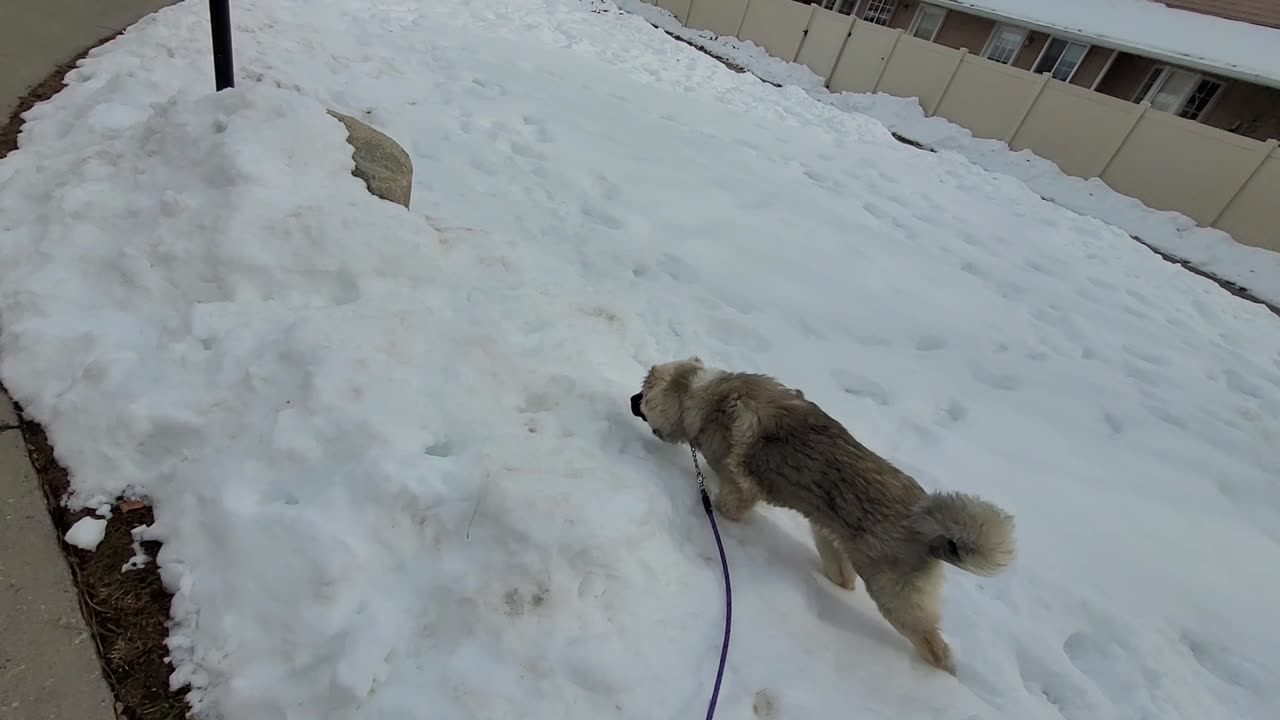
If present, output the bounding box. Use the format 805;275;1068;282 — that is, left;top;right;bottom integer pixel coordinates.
865;569;956;675
709;459;761;522
811;521;857;590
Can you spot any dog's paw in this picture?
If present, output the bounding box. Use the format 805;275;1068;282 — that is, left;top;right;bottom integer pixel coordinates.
917;632;957;676
822;561;858;591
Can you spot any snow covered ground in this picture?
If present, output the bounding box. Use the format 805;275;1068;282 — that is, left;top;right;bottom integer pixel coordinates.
619;0;1280;309
2;0;1280;718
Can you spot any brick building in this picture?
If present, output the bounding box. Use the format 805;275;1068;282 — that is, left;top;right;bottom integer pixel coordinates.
813;0;1280;141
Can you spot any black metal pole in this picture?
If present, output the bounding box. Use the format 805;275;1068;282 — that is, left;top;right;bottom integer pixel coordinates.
210;0;235;90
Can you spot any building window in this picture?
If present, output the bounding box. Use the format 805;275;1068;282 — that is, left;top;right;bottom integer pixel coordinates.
983;24;1027;65
1135;66;1224;121
1033;38;1090;82
863;0;898;26
820;0;857;16
1179;78;1224;120
909;4;947;42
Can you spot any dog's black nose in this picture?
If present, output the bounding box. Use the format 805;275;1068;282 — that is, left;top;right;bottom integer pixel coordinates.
630;392;646;420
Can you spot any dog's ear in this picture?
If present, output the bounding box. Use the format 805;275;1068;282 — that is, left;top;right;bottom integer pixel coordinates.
688;355;704;367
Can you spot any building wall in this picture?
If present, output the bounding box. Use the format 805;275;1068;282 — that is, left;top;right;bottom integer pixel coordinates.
931;10;994;53
810;3;1280;142
1089;52;1280;142
1069;47;1114;88
1204;81;1280;141
1014;31;1049;71
1094;52;1159;101
886;1;913;30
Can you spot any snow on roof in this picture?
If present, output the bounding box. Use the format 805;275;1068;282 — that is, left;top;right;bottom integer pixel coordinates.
933;0;1280;88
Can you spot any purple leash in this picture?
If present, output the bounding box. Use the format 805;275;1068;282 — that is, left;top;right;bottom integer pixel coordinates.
690;446;731;720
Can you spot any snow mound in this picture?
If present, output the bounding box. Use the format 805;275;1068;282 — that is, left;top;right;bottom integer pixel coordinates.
619;0;1280;308
1;1;1278;719
65;517;109;551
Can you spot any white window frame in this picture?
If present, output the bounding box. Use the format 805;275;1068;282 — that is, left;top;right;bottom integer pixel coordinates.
908;3;948;42
1030;36;1091;83
1089;48;1120;91
862;0;899;26
1134;65;1226;121
1177;76;1226;121
821;0;858;16
982;23;1028;65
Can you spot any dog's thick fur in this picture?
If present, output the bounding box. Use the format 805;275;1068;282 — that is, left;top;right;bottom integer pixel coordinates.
636;358;1016;675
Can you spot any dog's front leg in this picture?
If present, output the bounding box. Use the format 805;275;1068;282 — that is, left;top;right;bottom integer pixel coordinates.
811;521;857;591
709;459;761;521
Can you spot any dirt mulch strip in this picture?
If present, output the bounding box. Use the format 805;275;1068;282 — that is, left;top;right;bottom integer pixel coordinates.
1128;236;1279;317
2;29;188;720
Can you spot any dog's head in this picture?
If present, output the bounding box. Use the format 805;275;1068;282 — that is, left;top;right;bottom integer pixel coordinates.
631;356;704;444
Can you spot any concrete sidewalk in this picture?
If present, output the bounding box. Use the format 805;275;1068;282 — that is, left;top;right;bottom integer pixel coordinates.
2;3;174;717
0;0;176;118
0;392;115;718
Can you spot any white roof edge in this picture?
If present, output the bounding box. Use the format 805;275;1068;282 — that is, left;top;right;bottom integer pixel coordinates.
927;0;1280;90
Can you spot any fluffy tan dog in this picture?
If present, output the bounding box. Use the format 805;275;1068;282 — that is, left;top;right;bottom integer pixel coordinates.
631;357;1016;675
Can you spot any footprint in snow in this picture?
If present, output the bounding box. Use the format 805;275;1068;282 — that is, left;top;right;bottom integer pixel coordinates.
1023;257;1058;277
848;331;892;348
1014;644;1100;720
580;198;625;231
1182;632;1270;695
705;315;772;353
509;139;548;162
423;437;454;457
803;168;831;187
657;253;701;284
520;374;577;413
752;689;778;719
1062;631;1150;708
1121;343;1170;367
1222;368;1268;400
790;314;826;341
830;368;891;407
914;333;947;352
713;289;758;316
1142;402;1187;430
1122;362;1164;390
937;398;968;426
521;113;553;144
970;365;1023;391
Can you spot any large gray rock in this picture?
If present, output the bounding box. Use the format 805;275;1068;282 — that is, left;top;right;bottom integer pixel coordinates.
327;111;413;209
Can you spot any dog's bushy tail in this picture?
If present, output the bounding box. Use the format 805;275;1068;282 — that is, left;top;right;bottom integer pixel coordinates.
912;491;1016;577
